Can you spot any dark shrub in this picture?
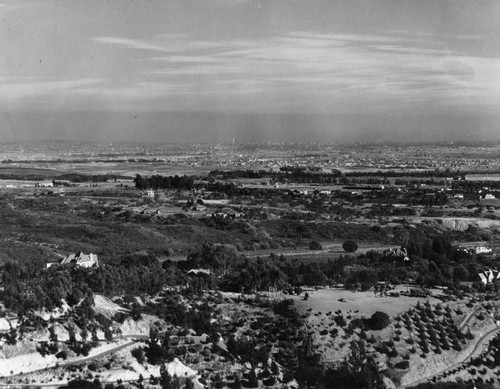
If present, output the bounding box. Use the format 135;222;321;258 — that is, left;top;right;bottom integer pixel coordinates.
395;361;410;369
334;315;347;327
309;240;322;250
350;318;364;329
56;350;68;360
367;311;390;330
131;347;145;364
342;240;358;253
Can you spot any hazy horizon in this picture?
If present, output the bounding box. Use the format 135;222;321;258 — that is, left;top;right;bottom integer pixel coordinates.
1;110;499;144
1;0;499;142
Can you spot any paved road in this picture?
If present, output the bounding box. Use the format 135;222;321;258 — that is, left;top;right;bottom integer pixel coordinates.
0;340;136;389
0;335;146;385
0;333;200;389
0;330;183;388
56;339;137;369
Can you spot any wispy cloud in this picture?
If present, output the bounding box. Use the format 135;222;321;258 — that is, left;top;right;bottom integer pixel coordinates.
92;35;223;54
64;31;500;112
0;78;104;102
92;37;174;53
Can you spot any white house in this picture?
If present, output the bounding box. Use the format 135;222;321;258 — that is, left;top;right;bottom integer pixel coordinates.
475;246;493;254
187;269;211;276
142;189;155;198
60;252;99;268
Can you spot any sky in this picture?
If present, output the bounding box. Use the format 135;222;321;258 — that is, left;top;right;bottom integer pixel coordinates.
0;0;499;143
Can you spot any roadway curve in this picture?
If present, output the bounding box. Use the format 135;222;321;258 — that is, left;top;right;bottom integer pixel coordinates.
0;335;145;385
402;326;500;388
0;333;198;389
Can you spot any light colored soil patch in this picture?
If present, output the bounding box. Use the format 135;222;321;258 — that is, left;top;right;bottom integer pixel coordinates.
94;295;127;318
0;339;132;377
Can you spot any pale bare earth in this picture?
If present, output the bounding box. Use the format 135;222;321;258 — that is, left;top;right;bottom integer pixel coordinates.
0;340;132;377
93;295;127;317
0;296;164;381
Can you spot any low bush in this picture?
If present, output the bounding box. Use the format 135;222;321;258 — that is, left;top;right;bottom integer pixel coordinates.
334;315;347;327
366;311;390;331
395;361;410;369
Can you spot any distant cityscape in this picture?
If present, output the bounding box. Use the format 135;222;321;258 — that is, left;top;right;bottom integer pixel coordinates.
1;140;500;173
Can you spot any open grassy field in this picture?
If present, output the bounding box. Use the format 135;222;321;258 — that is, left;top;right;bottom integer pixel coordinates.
243;243;402;264
291;286;444;317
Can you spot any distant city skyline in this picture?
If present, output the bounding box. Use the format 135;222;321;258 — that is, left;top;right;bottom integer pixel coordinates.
0;0;499;142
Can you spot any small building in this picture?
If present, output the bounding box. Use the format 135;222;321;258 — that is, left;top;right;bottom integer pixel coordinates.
384;247;410;261
146;189;155;198
141;189;155;198
475;246;493;255
36;181;54;188
187;269;211;277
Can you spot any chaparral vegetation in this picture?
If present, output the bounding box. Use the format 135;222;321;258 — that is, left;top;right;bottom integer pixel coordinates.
0;141;500;389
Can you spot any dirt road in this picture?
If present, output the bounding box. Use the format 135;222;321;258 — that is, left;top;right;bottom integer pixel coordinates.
402;326;500;388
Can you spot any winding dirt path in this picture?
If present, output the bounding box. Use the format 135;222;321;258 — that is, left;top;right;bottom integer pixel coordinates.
401;326;500;388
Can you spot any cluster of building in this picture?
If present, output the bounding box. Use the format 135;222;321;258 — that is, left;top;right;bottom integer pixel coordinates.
457;246;493;255
383;247;410;261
